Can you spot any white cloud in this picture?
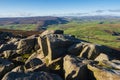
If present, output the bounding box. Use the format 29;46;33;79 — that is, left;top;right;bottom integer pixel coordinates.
108;9;120;12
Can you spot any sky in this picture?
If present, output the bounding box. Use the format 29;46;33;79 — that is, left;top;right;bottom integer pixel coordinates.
0;0;120;17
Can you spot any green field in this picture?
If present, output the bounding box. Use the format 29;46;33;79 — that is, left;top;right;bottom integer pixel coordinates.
48;21;120;48
0;24;37;31
0;19;120;48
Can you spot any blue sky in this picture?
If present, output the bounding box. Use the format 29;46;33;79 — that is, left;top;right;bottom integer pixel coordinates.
0;0;120;17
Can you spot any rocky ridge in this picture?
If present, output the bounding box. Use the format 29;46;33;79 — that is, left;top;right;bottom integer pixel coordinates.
0;30;120;80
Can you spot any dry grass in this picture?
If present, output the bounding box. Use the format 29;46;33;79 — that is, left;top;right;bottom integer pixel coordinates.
0;29;44;37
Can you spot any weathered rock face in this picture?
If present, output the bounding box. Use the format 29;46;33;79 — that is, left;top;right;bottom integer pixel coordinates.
68;43;83;56
38;34;81;62
0;43;17;53
63;55;93;80
25;57;43;69
1;50;16;59
25;50;45;62
7;38;20;44
23;50;48;72
100;46;120;60
0;32;15;46
68;42;101;60
11;66;25;72
95;53;109;61
0;30;120;80
17;38;36;54
27;35;40;51
2;71;63;80
0;32;13;40
0;58;15;79
25;57;47;72
15;34;39;54
40;30;64;37
88;61;120;80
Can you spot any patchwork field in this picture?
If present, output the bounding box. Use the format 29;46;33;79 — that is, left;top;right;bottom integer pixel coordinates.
48;20;120;48
0;16;120;48
0;24;37;31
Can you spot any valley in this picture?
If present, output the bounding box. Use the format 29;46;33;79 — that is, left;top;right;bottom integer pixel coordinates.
48;16;120;48
0;16;120;48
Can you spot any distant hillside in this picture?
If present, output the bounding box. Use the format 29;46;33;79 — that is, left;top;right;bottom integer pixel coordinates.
65;15;120;22
0;16;68;31
0;29;43;37
48;16;120;48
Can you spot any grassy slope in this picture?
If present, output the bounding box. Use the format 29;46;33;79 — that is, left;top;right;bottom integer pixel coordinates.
0;19;120;48
48;21;120;48
0;29;43;37
0;24;37;31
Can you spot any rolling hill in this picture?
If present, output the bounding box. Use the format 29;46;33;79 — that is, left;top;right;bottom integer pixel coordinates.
48;16;120;48
0;15;120;48
0;16;68;31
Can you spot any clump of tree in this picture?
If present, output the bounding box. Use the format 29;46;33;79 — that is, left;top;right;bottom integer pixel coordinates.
99;21;104;24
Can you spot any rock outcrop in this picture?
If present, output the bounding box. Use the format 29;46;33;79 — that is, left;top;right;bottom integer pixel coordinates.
16;36;39;54
0;30;120;80
88;60;120;80
68;42;101;60
38;33;80;62
0;58;15;79
2;71;63;80
64;55;92;80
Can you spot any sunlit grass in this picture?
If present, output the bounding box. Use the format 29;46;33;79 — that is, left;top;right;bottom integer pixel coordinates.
0;24;37;31
48;21;120;48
